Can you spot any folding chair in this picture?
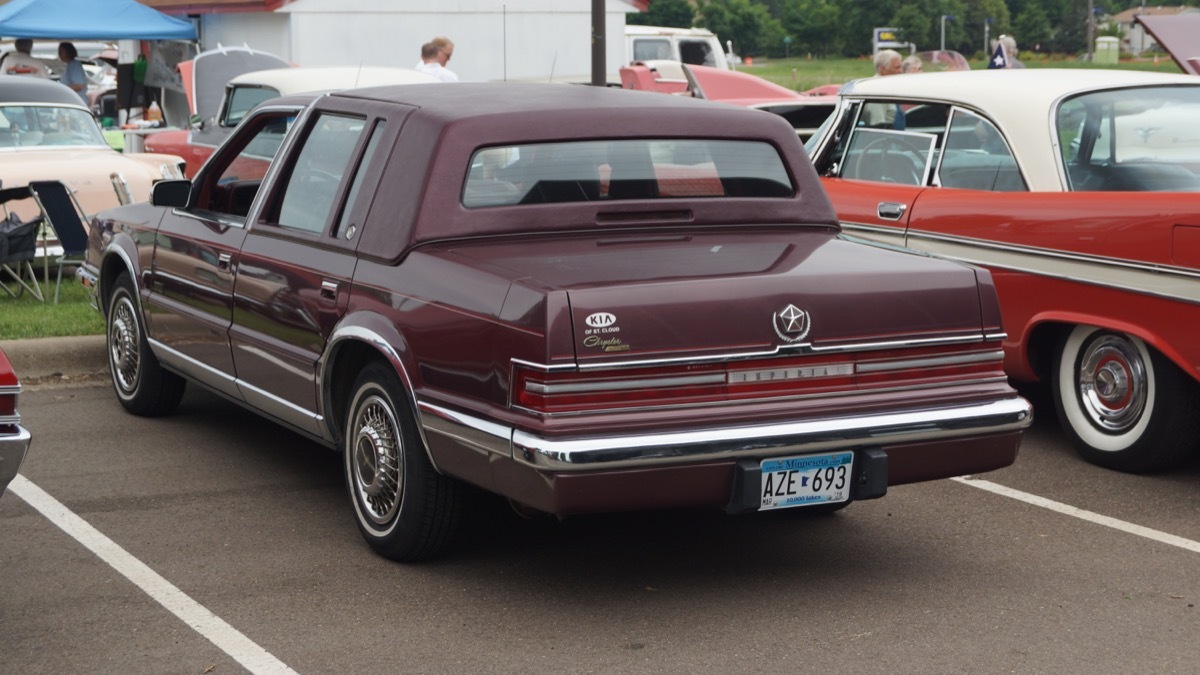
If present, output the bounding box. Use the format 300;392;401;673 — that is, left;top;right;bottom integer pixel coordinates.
28;181;90;304
0;185;45;302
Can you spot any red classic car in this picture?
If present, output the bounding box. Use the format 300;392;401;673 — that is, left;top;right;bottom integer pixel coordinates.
80;83;1030;560
0;346;31;496
620;60;836;141
803;69;1200;472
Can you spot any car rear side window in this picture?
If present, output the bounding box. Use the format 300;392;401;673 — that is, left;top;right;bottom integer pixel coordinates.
1058;85;1200;192
938;110;1026;192
462;139;794;208
277;113;366;234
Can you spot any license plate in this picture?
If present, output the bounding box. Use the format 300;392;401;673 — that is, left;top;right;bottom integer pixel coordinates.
759;451;854;511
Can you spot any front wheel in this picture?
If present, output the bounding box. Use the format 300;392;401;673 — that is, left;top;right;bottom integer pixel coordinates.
106;274;185;416
344;363;462;561
1052;325;1199;472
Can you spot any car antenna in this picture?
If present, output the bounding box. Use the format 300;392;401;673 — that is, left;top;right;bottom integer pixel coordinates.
355;62;363;88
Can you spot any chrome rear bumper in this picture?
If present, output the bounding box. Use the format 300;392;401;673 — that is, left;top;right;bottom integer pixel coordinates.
421;396;1033;472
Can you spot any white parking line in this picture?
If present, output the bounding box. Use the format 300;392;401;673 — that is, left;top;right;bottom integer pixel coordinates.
953;476;1200;554
8;475;299;675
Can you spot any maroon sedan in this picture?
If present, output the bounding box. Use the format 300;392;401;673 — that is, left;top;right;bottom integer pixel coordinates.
80;83;1031;561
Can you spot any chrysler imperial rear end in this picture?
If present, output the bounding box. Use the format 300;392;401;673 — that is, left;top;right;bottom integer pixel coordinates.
80;83;1029;561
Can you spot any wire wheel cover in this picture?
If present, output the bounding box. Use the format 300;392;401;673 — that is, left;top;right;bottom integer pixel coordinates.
351;394;404;525
108;295;141;394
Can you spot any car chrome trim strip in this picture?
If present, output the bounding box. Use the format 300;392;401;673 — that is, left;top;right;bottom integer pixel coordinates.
856;350;1005;373
0;414;21;426
149;338;243;399
513;333;995;373
841;222;1200;306
322;324;440;470
507;397;1032;471
909;230;1200;304
235;378;325;439
527;373;727;395
419;403;512;458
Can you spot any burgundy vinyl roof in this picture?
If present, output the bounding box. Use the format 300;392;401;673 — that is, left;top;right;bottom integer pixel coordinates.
323;83;838;261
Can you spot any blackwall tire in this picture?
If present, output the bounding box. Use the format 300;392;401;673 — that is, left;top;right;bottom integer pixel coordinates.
106;274;185;416
1052;325;1199;473
344;362;462;561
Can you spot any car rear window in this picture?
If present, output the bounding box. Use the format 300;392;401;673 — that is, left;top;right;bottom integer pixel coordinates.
1058;85;1200;192
462;139;794;208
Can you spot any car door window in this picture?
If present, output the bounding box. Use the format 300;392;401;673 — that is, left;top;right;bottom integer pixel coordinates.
839;128;936;185
276;113;366;234
198;113;293;219
938;110;1026;191
334;121;386;238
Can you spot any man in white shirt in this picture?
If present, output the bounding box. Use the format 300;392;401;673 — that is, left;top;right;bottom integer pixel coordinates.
1;39;51;78
414;39;458;83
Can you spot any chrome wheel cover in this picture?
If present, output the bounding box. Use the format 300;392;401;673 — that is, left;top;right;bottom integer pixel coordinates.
1076;333;1147;434
351;393;403;525
108;293;141;395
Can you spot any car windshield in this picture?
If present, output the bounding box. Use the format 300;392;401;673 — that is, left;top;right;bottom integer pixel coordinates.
0;105;106;148
463;138;794;208
1058;85;1200;192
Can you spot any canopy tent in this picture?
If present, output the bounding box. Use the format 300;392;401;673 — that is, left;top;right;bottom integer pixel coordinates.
0;0;196;40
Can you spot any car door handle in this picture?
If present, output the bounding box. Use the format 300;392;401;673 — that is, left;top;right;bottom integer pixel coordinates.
877;202;907;221
320;280;338;300
217;253;233;271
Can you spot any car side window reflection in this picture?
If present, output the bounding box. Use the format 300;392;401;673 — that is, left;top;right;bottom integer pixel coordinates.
938;110;1026;192
199;114;292;219
276;113;366;234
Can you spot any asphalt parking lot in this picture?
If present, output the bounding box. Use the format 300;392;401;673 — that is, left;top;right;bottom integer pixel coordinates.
3;375;1200;673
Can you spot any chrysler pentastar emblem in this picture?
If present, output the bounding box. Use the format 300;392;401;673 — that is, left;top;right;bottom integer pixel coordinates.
773;304;811;343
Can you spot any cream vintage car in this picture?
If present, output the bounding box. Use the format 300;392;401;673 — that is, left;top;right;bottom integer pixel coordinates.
0;74;184;224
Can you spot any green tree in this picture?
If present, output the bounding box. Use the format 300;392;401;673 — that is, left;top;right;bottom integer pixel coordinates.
1012;4;1052;53
890;5;933;51
780;0;846;57
627;0;697;28
696;0;787;57
964;0;1011;55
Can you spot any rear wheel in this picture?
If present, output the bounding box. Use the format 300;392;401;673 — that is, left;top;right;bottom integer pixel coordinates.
344;362;462;561
1052;325;1199;472
106;274;185;416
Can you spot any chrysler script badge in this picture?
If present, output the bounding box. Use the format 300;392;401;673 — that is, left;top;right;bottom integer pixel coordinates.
773;304;811;343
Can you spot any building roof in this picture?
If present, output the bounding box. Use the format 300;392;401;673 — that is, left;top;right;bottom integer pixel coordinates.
1111;5;1200;23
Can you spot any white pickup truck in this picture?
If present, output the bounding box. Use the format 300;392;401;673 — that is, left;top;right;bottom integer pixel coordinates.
625;25;734;70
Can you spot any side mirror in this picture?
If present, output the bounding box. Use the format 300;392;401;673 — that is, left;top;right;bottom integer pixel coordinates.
150;179;192;208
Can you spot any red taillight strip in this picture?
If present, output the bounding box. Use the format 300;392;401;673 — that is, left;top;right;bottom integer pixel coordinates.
513;342;1006;414
526;372;726;395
